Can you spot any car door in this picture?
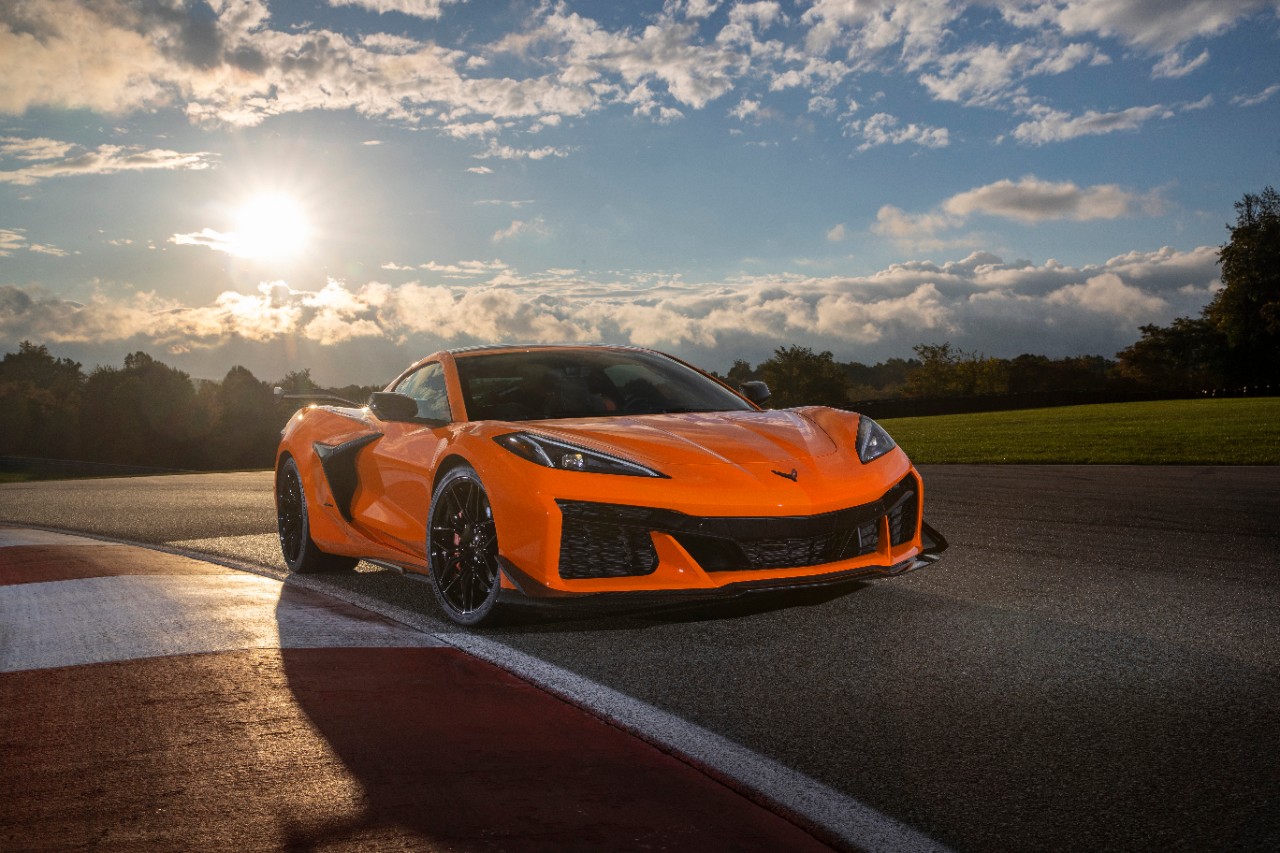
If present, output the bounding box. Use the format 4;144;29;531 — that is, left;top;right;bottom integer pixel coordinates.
352;362;453;558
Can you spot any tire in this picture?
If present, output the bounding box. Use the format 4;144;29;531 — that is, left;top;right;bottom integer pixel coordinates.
426;464;503;626
275;456;359;574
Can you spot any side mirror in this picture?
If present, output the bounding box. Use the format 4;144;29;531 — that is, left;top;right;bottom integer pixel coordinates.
739;381;771;406
368;391;420;422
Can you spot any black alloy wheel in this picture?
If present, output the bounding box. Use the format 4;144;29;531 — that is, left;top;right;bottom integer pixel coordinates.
275;457;357;573
427;465;502;625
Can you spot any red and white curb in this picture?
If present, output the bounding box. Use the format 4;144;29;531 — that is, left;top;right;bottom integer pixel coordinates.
0;526;953;853
0;530;442;673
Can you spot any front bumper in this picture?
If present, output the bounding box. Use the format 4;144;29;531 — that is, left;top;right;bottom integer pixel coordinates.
498;519;948;604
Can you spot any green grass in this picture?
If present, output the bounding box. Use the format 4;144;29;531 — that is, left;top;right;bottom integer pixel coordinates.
881;398;1280;464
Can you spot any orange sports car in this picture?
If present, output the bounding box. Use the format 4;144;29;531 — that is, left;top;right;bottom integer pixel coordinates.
274;344;946;625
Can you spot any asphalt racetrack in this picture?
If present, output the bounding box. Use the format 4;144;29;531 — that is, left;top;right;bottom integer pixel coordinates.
1;465;1277;852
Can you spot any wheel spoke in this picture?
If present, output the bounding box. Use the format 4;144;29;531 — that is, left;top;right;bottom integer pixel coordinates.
429;473;499;619
276;466;306;564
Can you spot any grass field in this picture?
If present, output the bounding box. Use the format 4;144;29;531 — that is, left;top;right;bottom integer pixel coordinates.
3;399;1276;476
882;397;1280;465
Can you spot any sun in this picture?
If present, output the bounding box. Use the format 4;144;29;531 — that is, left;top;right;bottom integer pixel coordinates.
229;193;311;262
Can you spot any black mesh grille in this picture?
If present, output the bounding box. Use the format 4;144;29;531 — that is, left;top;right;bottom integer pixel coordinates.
557;506;659;579
555;473;921;578
888;483;918;546
675;513;881;572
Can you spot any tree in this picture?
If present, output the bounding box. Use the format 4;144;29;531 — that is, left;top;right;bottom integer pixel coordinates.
906;342;1008;397
0;342;84;458
1114;318;1228;392
725;359;757;388
1208;186;1280;383
1007;353;1115;394
757;345;850;407
209;366;279;469
80;352;201;467
276;368;320;395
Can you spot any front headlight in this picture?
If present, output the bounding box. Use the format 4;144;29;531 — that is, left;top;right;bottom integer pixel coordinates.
495;432;668;478
856;416;897;463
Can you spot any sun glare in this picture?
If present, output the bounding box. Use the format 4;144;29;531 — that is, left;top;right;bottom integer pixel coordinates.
230;193;311;261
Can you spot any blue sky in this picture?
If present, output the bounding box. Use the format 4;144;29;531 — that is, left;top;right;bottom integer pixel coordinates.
1;0;1278;385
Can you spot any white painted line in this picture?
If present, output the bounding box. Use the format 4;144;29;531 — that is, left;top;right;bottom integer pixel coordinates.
443;632;957;853
0;527;101;548
286;569;957;853
0;574;445;672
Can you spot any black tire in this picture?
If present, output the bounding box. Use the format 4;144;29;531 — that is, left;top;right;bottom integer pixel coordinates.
275;456;359;574
427;464;503;626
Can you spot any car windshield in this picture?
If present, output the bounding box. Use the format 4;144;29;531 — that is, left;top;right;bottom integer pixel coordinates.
455;349;754;422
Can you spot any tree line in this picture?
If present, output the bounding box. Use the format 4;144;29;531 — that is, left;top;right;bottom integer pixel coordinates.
1;187;1274;471
0;346;379;471
721;344;1123;409
728;185;1280;408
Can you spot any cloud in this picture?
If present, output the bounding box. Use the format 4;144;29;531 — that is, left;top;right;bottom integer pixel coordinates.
868;177;1166;251
491;217;550;242
871;206;966;252
942;177;1161;223
169;228;242;257
0;0;1269;161
0;229;28;257
0;246;1221;376
1232;84;1280;107
0;136;78;160
800;0;960;63
1151;48;1210;79
919;41;1103;107
494;10;745;111
848;112;949;151
326;0;464;20
386;258;513;278
0;141;217;185
826;223;847;242
1011;103;1174;144
1046;272;1168;320
0;0;592;130
0;0;176;115
1009;0;1278;52
473;142;571;161
0;229;70;258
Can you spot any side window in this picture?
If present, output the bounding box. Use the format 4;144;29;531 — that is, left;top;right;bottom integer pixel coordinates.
394;362;452;422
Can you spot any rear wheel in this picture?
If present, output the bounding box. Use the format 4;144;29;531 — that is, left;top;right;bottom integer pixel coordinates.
276;457;358;573
427;465;502;626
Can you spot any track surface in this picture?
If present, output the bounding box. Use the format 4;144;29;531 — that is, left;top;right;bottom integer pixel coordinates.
1;465;1277;851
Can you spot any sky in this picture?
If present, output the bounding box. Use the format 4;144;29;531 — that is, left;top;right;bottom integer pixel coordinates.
1;0;1278;386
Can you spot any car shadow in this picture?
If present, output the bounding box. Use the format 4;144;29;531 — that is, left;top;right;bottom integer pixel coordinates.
271;582;835;852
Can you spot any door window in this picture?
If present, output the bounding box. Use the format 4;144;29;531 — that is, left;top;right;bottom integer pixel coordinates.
394;362;452;422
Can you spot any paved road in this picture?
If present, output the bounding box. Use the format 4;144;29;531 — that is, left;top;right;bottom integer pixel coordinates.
1;465;1277;852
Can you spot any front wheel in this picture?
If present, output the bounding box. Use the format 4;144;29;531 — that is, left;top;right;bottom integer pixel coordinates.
427;464;502;626
276;457;358;574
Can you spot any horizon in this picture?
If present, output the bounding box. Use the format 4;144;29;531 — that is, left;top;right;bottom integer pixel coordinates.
2;0;1278;385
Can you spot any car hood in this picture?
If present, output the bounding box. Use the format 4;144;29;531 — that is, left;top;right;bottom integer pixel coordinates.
535;409;839;466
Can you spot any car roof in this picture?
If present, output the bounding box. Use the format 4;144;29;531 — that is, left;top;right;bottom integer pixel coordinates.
390;343;666;385
445;343;650;358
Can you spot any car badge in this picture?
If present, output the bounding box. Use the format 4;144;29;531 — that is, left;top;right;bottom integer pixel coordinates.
772;468;799;482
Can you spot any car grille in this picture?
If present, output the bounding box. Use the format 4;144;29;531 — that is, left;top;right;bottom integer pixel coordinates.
888;482;918;547
558;503;659;579
555;473;920;578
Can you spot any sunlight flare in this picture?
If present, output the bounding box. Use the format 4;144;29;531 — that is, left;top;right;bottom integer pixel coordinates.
228;193;311;261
